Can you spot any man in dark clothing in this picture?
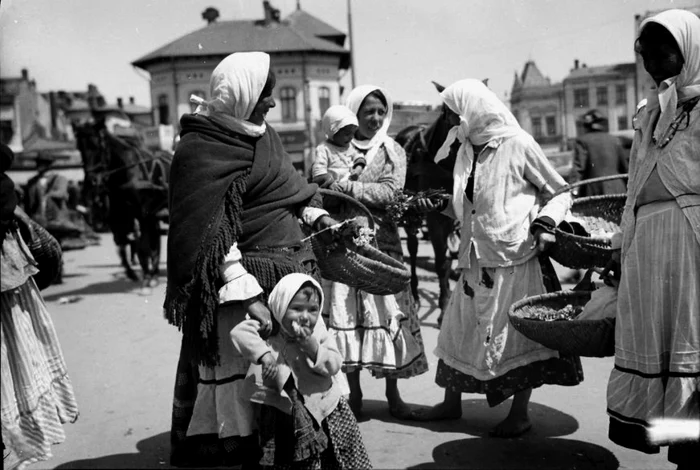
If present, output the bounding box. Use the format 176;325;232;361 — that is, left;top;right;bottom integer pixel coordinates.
570;109;629;196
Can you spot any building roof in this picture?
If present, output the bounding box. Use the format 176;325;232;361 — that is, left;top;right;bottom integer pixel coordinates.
132;10;350;70
565;63;636;81
520;61;551;88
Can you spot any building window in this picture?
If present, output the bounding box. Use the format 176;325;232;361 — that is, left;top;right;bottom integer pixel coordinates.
531;117;543;138
280;87;297;123
546;116;556;136
573;89;589;108
617;115;628;130
596;86;608;106
318;87;331;116
157;94;170;125
189;90;206;113
616;85;626;104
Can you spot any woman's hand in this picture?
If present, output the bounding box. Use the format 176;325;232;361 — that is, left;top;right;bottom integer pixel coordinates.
259;351;278;381
532;227;556;253
414;197;443;214
245;298;273;338
313;215;341;246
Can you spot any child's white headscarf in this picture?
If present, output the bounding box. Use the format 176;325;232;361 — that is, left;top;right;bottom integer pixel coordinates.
267;273;324;336
436;79;526;218
321;105;358;141
639;9;700;144
190;51;270;137
345;85;400;166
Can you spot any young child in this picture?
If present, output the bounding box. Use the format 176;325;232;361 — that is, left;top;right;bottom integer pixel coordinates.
311;105;366;189
230;273;372;469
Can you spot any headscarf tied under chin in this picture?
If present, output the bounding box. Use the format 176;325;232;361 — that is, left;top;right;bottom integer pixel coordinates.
321;105;358;141
190;51;270;137
267;273;324;337
640;9;700;144
436;79;526;219
345;85;400;166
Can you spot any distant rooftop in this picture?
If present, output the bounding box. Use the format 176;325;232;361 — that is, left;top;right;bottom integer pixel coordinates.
132;8;350;70
565;63;636;80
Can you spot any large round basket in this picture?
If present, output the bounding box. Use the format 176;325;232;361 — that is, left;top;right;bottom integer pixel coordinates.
548;175;627;269
508;290;615;357
308;189;411;296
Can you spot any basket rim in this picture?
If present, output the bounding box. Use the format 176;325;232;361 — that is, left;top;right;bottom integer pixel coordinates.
553;229;616;245
508;290;592;316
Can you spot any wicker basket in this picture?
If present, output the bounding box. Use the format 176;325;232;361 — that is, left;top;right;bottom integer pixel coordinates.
548;175;627;269
15;210;63;290
508;290;615;357
308;189;411;296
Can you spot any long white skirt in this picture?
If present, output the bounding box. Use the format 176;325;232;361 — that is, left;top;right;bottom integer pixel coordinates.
607;201;700;455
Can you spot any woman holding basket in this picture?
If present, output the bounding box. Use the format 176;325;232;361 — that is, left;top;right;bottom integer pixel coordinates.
606;10;699;469
322;85;428;419
409;79;584;437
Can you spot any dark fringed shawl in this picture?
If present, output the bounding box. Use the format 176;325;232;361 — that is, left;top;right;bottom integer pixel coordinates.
164;114;318;367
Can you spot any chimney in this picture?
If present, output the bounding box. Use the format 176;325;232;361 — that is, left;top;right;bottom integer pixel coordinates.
262;1;280;24
49;91;57;131
202;7;219;24
129;96;135;105
21;68;28;80
574;59;579;70
117;97;123;109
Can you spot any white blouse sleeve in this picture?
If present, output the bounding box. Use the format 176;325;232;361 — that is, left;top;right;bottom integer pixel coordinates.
218;242;263;303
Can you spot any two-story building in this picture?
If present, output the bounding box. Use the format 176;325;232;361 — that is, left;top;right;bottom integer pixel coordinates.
131;1;350;173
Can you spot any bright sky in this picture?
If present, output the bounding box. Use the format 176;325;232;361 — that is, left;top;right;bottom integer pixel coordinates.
0;0;695;108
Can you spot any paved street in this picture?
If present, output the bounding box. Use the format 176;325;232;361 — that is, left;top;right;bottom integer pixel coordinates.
39;233;670;470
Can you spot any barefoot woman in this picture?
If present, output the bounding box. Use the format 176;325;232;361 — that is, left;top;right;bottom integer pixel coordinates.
411;79;584;437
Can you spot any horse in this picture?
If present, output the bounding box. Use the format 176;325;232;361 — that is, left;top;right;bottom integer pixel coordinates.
74;114;170;289
395;81;460;324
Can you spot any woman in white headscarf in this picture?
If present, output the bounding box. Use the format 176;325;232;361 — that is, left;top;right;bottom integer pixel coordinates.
409;79;584;437
606;10;699;469
322;85;428;419
165;52;337;467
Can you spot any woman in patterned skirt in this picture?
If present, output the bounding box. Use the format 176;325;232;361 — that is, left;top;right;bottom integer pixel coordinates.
408;79;583;437
322;85;429;419
606;10;699;469
1;143;79;469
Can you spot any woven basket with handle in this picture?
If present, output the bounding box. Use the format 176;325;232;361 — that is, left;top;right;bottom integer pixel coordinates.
508;290;615;357
308;189;411;296
547;174;627;269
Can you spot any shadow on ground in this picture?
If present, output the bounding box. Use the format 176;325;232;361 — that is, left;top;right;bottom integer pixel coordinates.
54;431;173;469
406;437;619;469
43;275;147;301
360;398;579;439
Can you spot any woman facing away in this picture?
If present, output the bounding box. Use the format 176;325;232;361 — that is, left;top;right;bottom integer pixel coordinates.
322;85;429;419
163;51;338;467
409;79;584;437
606;10;699;470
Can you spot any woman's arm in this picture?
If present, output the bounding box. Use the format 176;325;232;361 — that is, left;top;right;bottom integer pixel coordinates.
335;141;407;208
523;137;572;227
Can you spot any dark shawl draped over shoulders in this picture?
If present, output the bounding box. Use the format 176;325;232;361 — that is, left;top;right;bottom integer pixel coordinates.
164;114;318;366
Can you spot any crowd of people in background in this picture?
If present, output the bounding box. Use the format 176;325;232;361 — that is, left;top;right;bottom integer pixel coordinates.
1;8;698;470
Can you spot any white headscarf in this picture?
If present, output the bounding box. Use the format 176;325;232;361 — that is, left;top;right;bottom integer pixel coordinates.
437;79;526;218
640;9;700;143
321;105;358;140
267;273;324;337
190;51;270;137
345;85;400;166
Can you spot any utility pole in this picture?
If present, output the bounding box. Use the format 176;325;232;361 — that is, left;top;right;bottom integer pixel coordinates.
347;0;356;89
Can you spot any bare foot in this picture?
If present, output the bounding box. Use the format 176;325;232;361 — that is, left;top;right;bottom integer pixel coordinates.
407;402;462;421
388;397;413;420
489;415;532;438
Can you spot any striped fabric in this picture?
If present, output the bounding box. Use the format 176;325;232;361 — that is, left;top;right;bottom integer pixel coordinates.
1;278;79;470
607;201;700;454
